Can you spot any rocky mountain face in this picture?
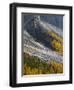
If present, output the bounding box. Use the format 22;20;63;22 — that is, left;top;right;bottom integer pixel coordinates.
23;15;63;63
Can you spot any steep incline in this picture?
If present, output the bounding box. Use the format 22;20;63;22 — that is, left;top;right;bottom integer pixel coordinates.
23;16;63;63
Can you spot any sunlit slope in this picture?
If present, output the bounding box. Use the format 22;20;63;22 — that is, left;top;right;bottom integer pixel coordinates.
23;52;63;75
37;20;63;55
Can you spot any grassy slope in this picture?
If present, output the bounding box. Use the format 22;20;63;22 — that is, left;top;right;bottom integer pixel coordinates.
23;53;63;75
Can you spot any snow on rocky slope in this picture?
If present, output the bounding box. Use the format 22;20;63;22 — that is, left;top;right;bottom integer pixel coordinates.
23;16;63;63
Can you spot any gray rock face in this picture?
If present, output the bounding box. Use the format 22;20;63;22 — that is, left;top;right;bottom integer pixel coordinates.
23;15;63;63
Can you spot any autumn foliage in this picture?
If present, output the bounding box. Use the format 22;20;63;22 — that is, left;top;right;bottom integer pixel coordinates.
45;29;63;55
52;39;63;55
23;53;63;75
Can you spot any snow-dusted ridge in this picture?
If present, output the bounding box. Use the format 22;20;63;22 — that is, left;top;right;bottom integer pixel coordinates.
23;16;63;63
23;30;63;63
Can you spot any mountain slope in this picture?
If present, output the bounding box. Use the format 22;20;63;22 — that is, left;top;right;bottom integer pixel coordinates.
23;15;63;63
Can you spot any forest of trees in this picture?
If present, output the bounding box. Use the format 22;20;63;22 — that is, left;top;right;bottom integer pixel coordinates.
46;30;63;55
23;53;63;75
